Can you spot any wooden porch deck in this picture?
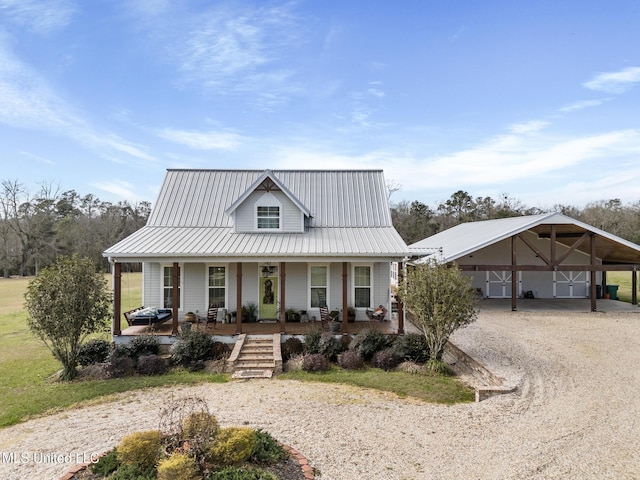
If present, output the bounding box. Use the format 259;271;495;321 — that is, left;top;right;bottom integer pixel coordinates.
120;319;398;337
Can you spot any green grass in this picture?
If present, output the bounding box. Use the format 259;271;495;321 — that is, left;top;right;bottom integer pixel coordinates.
279;367;475;405
605;272;638;303
0;273;228;428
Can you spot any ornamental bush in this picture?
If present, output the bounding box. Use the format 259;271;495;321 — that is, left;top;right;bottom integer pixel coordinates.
207;427;256;466
129;335;160;358
281;337;304;361
208;465;277;480
371;349;403;371
78;339;111;366
338;350;364;370
392;333;430;363
156;453;201;480
302;353;330;372
117;430;164;471
136;354;168;376
250;429;287;464
350;328;393;361
170;330;213;367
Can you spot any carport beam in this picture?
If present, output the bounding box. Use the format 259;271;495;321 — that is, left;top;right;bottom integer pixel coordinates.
590;234;597;312
511;236;517;311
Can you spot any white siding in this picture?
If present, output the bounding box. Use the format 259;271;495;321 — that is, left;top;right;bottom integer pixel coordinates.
234;190;303;233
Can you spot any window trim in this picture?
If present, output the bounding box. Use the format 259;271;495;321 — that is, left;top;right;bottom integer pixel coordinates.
206;264;228;309
308;263;330;309
160;263;184;311
352;263;373;309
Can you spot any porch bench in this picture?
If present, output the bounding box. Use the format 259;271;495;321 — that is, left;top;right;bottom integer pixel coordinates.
124;306;173;327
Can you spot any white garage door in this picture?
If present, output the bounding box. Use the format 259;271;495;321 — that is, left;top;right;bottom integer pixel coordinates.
486;271;522;298
554;271;589;298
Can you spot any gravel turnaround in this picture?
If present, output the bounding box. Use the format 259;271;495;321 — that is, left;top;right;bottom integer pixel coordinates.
1;310;640;480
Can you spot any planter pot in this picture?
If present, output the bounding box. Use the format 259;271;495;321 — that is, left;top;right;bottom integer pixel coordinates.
183;313;196;322
347;314;356;323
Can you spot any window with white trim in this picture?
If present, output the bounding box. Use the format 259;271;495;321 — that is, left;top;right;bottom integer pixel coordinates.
162;265;181;309
309;265;328;308
208;266;226;307
353;265;372;308
257;206;280;229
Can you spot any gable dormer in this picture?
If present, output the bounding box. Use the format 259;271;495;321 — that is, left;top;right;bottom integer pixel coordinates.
225;170;310;233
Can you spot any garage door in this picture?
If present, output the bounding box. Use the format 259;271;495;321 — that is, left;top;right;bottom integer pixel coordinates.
554;271;589;298
486;271;522;298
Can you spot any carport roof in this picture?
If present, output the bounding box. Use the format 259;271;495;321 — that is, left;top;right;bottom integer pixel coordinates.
409;213;640;265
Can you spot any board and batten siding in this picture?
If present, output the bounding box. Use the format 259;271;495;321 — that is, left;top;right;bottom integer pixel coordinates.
233;190;304;233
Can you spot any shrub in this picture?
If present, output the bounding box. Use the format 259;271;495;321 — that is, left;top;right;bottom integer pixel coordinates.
302;326;323;354
105;355;136;378
283;353;305;372
78;339;111;366
211;341;231;360
91;449;120;476
250;429;287;464
170;331;213;366
338;350;364;370
371;349;403;371
350;328;393;361
392;333;430;363
136;354;168;376
117;430;164;471
281;337;303;361
396;361;427;375
208;465;277;480
109;343;133;359
182;412;220;443
110;463;156;480
129;335;160;358
318;332;343;360
207;427;256;466
157;452;201;480
340;334;352;351
302;353;330;372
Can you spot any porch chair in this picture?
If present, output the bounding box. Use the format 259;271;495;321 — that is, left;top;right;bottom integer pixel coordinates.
198;304;218;330
366;305;387;322
319;305;331;329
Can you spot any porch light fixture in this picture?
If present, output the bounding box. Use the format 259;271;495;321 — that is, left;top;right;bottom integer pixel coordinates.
261;263;274;277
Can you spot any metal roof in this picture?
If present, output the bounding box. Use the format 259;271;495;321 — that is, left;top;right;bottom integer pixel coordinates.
409;213;640;264
105;169;408;259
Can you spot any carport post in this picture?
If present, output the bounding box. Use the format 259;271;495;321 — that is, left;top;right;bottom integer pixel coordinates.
511;236;517;311
632;269;637;305
590;233;597;312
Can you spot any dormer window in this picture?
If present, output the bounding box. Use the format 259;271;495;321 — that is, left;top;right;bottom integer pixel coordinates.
257;206;280;229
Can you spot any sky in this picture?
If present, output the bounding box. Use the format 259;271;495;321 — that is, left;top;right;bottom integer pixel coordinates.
1;0;640;211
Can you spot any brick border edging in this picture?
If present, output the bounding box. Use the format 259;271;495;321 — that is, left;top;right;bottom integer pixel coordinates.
61;443;314;480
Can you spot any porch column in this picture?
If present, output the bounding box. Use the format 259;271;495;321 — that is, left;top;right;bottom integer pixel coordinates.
236;262;243;334
113;262;122;336
172;262;179;335
397;261;404;334
590;233;597;312
511;236;517;311
633;269;638;305
341;262;348;333
280;262;286;333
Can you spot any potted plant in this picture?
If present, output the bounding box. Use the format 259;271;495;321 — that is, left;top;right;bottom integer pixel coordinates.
329;309;341;332
241;302;258;323
347;305;356;323
285;308;300;322
183;311;196;323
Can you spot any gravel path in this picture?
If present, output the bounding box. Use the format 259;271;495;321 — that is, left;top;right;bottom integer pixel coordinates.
1;310;640;480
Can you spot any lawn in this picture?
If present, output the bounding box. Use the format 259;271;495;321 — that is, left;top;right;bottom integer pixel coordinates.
605;271;638;303
0;272;479;429
0;273;227;428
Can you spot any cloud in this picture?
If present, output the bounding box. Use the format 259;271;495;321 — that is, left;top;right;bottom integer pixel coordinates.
508;120;549;134
159;128;243;150
172;3;302;106
0;0;75;34
560;99;607;112
583;66;640;94
18;150;55;165
90;180;142;203
367;88;384;98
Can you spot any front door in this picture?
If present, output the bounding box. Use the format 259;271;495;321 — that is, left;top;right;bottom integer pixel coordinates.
259;276;278;319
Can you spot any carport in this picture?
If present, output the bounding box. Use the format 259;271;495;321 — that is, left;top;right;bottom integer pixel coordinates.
409;213;640;312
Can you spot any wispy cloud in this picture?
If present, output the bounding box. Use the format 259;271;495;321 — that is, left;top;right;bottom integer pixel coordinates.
159;128;243;150
508;120;549;134
0;37;157;165
90;180;141;203
170;3;302;107
0;0;75;34
560;99;607;112
19;150;55;165
583;66;640;94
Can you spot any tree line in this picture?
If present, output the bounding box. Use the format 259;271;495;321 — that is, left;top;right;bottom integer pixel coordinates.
3;179;639;277
391;189;640;246
1;180;149;277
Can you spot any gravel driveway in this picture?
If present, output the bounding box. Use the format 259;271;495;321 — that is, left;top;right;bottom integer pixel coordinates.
1;309;639;480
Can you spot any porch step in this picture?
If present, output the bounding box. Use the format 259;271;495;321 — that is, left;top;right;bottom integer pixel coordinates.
227;334;282;378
